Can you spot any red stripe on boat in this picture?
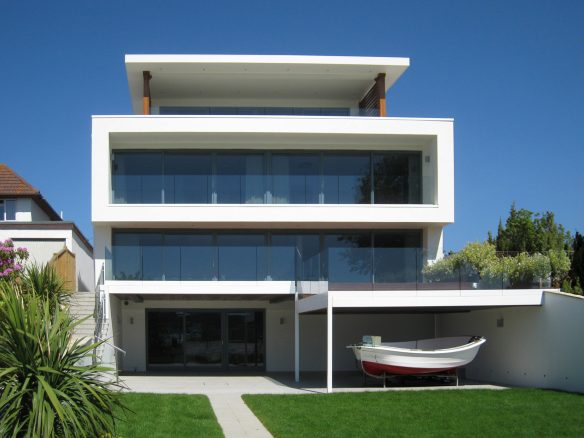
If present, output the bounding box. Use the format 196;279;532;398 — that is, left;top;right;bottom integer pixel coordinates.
362;361;456;376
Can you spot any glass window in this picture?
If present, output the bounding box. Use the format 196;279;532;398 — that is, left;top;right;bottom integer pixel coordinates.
324;233;372;283
164;153;212;203
216;154;265;204
373;152;421;204
141;233;163;280
373;231;422;283
5;199;15;220
112;233;142;280
323;154;370;204
217;234;267;280
1;199;16;221
165;234;216;280
112;152;163;203
271;154;320;204
270;234;320;281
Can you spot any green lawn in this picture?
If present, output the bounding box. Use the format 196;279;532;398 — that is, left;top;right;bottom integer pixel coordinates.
243;389;584;437
115;393;223;438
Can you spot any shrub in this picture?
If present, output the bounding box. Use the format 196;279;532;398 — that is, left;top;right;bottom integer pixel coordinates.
0;239;28;281
0;280;125;437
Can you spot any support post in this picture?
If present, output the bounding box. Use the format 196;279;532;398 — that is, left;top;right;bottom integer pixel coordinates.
326;296;333;393
294;291;300;383
142;71;152;115
375;73;386;117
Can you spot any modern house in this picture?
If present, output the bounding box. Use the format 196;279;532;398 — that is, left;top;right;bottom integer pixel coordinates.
92;55;559;393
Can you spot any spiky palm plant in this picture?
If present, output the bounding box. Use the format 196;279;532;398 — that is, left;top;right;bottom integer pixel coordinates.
0;280;125;437
20;263;72;310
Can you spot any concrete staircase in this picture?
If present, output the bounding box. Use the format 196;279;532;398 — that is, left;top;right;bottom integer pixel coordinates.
68;291;96;341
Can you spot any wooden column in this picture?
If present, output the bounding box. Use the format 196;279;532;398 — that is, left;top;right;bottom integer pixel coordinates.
375;73;386;117
359;73;387;117
142;71;152;115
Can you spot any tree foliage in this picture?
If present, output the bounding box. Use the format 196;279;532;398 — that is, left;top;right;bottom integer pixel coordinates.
494;203;572;254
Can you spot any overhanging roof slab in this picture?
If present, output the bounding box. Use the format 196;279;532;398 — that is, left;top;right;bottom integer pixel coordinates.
298;290;545;314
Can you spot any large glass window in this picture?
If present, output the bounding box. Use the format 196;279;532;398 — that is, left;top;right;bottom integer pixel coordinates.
217;234;267;280
270;234;320;280
164;153;212;203
164;234;216;280
323;154;370;204
112;232;163;280
271;154;320;204
112;153;163;203
373;152;421;204
324;233;372;283
373;230;422;283
112;230;423;283
112;150;426;205
216;154;265;204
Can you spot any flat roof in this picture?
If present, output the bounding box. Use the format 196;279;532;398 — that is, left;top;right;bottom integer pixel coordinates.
125;54;410;114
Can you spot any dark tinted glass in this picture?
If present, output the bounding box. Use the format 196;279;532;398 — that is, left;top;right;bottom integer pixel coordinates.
164;234;216;280
164;153;211;203
216;154;265;204
323;154;370;204
373;230;422;283
324;233;372;282
112;153;163;203
272;154;320;204
217;234;267;280
373;152;421;204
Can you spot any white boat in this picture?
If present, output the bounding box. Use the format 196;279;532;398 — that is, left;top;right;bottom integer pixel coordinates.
347;336;486;377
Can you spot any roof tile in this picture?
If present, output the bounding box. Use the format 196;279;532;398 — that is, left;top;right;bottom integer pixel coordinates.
0;163;40;196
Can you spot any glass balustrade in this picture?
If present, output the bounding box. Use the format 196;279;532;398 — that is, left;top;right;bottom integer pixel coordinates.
107;230;550;290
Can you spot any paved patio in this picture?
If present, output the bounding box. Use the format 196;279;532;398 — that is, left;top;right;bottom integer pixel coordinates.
119;371;505;395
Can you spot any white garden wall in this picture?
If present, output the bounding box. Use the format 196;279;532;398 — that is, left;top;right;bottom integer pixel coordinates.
437;291;584;393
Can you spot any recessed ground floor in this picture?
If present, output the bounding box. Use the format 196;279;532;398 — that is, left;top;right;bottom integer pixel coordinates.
105;290;584;394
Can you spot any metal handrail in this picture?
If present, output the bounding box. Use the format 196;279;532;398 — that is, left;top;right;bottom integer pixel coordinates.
96;337;126;355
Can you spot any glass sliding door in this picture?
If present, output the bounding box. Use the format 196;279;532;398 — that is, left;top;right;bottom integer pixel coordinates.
227;311;264;369
147;309;265;371
271;153;320;204
323;154;370;204
184;312;222;367
147;311;185;367
216;154;265;204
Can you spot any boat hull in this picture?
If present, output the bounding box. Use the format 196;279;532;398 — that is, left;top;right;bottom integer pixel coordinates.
349;336;486;377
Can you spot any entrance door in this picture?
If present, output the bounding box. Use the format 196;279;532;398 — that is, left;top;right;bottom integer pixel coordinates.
147;309;264;371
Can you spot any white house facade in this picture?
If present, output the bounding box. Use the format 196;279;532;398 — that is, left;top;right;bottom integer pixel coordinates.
92;55;547;392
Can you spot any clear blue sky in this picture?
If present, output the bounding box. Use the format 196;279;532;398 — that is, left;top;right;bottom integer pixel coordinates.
1;0;583;251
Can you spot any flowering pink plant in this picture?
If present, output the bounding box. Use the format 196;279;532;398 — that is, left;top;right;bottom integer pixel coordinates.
0;239;29;280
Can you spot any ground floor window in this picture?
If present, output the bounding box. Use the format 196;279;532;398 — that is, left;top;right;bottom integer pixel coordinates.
147;309;265;371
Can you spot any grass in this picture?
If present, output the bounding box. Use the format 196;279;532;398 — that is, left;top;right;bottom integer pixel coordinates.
115;393;223;438
243;389;584;437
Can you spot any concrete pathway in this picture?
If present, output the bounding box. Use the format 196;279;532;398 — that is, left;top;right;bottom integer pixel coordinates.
208;394;272;438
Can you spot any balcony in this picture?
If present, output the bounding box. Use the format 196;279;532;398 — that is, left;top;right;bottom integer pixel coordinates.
105;230;549;292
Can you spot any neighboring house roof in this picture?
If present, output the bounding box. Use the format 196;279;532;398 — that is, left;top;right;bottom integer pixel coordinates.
0;163;62;221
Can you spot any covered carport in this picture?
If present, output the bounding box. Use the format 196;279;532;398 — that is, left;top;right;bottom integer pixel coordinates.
294;289;544;393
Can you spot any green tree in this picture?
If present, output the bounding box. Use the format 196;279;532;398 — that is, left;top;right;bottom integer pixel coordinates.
494;204;572;254
570;232;584;292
